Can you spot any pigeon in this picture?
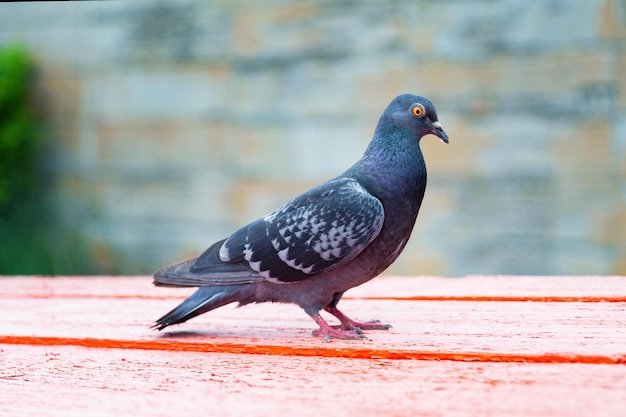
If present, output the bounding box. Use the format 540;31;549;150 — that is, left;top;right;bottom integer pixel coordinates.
153;94;449;341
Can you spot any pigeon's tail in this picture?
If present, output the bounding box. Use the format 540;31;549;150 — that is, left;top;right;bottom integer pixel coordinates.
152;239;266;330
152;285;247;330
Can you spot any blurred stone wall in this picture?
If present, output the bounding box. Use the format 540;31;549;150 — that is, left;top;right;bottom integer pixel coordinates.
0;0;624;275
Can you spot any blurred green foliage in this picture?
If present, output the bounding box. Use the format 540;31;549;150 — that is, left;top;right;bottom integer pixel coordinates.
0;44;115;274
0;44;38;208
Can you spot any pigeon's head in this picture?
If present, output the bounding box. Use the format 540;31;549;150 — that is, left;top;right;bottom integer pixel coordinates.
385;94;449;144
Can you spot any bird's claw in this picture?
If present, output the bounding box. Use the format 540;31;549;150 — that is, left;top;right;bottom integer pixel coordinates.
343;319;392;331
312;326;368;342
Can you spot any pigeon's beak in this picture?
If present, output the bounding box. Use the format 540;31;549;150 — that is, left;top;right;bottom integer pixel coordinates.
431;121;449;144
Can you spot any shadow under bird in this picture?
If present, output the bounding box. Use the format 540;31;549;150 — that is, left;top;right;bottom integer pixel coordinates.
153;93;449;341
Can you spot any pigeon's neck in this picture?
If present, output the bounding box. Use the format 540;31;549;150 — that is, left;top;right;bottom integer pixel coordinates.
349;127;427;202
340;125;427;267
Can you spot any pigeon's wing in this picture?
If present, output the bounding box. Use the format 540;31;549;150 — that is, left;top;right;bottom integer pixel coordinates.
153;239;265;287
214;178;385;283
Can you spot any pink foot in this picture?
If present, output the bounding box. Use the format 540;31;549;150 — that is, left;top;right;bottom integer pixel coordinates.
312;326;366;342
309;312;367;342
345;319;392;331
325;306;392;331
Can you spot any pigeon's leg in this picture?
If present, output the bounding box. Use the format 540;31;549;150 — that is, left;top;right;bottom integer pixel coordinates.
323;293;391;331
324;305;392;331
306;310;366;342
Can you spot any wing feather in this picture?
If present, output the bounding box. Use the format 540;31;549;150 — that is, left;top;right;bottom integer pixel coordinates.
219;178;384;283
153;239;264;287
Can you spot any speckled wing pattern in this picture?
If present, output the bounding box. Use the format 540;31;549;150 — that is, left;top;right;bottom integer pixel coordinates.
213;178;385;283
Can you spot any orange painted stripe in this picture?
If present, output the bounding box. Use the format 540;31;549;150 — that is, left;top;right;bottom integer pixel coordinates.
355;295;626;303
1;335;624;364
3;294;626;302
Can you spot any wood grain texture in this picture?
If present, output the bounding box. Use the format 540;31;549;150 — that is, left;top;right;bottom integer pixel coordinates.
1;275;625;416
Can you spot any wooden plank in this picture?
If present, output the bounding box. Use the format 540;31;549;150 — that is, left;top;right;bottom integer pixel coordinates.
3;275;625;300
1;276;625;362
2;344;625;417
1;275;625;416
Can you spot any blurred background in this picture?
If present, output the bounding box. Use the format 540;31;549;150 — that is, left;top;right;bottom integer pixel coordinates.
0;0;624;276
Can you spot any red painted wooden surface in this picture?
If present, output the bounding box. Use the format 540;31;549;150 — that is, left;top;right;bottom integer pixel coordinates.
1;275;625;416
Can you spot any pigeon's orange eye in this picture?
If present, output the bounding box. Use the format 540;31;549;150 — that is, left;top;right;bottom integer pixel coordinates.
411;104;425;117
